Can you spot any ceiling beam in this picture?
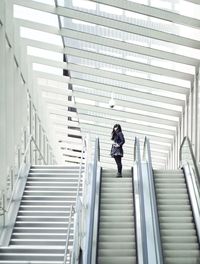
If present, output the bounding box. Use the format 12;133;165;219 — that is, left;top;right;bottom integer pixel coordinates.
77;103;178;127
29;55;190;95
13;1;200;49
19;20;198;66
81;124;173;144
61;113;175;136
89;0;200;29
73;89;181;118
64;46;193;81
35;71;184;107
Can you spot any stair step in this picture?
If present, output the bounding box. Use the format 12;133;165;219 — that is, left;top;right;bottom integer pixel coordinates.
16;216;73;222
99;222;134;229
25;186;80;191
159;211;192;217
15;222;73;228
9;239;73;246
98;249;136;256
0;253;63;261
17;211;70;216
28;173;80;177
99;235;135;243
100;187;132;193
163;249;200;257
98;242;135;249
13;227;73;233
26;181;81;186
165;257;200;264
163;243;199;250
99;229;134;236
19;206;72;211
100;216;134;222
22;196;76;201
100;210;133;216
98;256;136;264
23;191;77;195
11;233;73;239
27;177;79;182
160;222;195;229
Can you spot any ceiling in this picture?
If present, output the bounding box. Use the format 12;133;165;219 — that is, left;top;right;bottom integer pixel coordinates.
13;0;200;168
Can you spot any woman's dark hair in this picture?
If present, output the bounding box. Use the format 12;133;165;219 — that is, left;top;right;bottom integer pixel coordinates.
111;124;122;140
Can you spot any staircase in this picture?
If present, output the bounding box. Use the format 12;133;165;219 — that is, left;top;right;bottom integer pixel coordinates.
154;169;200;264
97;169;136;264
0;165;81;264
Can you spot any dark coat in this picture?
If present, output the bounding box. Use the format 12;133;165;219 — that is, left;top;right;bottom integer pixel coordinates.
111;131;125;157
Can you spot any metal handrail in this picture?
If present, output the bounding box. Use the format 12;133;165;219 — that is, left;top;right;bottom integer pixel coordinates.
179;136;200;244
143;137;163;264
64;136;87;264
180;136;200;185
63;205;74;264
86;137;100;264
1;134;47;221
133;137;148;264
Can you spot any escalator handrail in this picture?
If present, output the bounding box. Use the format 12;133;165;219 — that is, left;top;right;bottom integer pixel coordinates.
180;136;200;245
143;137;163;264
180;136;200;188
85;137;100;264
133;137;148;264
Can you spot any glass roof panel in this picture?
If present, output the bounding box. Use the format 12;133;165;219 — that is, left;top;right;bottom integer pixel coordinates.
14;5;59;27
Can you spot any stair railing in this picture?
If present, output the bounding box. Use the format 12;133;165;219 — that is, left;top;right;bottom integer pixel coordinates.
0;134;47;227
180;136;200;244
67;136;87;264
143;137;163;264
63;205;74;264
133;137;148;264
84;137;100;264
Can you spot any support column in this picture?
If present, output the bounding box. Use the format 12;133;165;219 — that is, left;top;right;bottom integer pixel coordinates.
0;1;7;203
194;67;199;160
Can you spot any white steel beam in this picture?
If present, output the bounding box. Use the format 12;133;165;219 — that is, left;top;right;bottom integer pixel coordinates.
71;113;175;136
77;103;178;127
19;20;199;66
13;1;200;49
34;71;185;106
64;46;193;81
73;90;181;118
81;127;172;144
29;55;189;95
89;0;200;29
81;124;171;150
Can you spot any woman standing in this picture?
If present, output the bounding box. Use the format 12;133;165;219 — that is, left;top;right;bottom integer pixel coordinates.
111;124;125;177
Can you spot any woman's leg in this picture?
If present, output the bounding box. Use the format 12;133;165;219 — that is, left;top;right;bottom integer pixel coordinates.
114;156;122;175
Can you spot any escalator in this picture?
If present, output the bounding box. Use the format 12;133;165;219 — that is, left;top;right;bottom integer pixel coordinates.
96;168;136;264
154;169;200;263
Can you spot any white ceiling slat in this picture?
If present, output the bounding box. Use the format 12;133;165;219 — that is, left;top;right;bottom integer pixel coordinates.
83;129;170;153
73;90;181;118
19;20;198;66
68;63;190;95
65;46;193;81
81;127;172;144
61;28;198;67
58;7;200;49
89;0;200;28
34;70;184;106
77;103;178;127
70;78;184;106
29;55;190;95
14;0;200;48
79;113;175;136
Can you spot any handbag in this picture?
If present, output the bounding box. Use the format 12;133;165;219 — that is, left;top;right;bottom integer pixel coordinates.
110;144;118;157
